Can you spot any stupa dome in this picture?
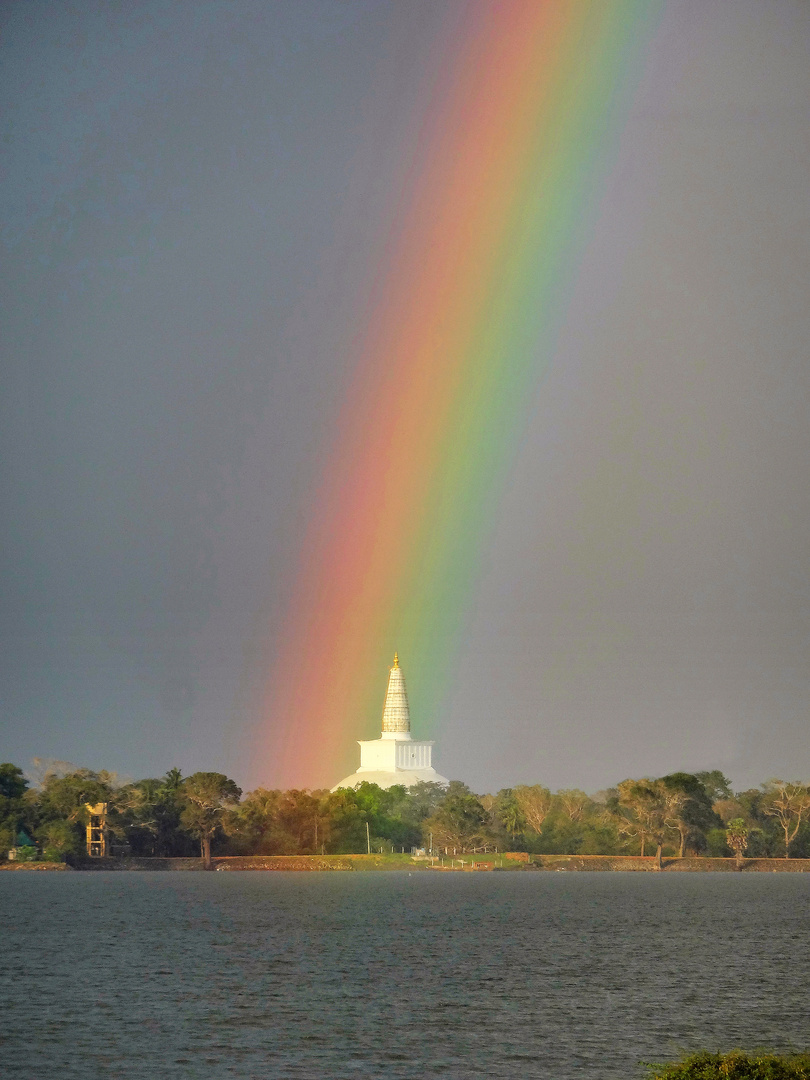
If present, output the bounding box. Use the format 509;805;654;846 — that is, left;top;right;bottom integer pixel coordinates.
331;654;449;791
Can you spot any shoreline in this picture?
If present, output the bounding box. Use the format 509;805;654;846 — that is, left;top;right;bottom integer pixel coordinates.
4;854;810;872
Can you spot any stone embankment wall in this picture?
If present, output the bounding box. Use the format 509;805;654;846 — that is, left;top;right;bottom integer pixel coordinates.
524;854;810;872
68;853;418;871
6;853;809;872
70;857;207;871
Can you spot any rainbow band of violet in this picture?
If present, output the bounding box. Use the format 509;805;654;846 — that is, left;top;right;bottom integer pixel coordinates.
263;0;663;788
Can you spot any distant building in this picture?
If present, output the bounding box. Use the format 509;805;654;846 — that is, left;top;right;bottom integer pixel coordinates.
332;654;449;791
7;828;37;861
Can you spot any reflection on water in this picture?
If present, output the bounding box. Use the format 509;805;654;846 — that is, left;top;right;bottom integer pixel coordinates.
1;872;807;1079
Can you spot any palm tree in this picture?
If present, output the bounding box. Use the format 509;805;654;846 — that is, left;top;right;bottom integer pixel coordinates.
725;818;748;870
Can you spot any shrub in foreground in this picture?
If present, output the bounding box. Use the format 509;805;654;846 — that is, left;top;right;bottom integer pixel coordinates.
646;1051;810;1079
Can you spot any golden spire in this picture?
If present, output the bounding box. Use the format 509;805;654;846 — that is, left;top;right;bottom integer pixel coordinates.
393;652;399;668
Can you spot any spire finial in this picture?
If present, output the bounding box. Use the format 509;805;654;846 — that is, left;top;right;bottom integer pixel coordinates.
393;652;399;668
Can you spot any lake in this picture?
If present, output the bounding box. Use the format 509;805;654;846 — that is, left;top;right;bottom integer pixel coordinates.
1;872;807;1078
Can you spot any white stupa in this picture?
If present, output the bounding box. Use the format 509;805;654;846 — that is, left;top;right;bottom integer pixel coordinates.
331;654;449;791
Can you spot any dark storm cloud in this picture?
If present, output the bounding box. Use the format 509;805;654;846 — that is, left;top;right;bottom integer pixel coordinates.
1;0;808;792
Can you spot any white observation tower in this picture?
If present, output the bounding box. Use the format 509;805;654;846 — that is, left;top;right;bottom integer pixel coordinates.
331;654;449;791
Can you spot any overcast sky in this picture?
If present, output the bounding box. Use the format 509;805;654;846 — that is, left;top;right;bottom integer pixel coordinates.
2;0;808;794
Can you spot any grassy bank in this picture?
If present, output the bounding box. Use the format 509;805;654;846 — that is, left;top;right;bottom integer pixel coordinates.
645;1051;810;1077
0;861;72;871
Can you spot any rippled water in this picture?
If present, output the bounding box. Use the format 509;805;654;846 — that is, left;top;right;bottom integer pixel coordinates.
1;871;808;1078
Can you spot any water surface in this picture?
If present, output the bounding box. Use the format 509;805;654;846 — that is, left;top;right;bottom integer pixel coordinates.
1;872;807;1078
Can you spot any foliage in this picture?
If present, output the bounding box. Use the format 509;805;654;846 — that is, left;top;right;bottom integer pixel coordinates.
37;768;114;824
645;1051;810;1078
422;782;492;851
555;789;588;821
0;764;31;861
705;827;732;857
0;763;28;801
12;845;39;862
617;778;688;864
180;772;242;866
39;819;83;860
660;773;721;856
0;822;15;856
489;789;524;839
114;771;191;855
694;770;734;802
2;757;809;862
761;780;810;858
513;785;553;834
726;818;749;863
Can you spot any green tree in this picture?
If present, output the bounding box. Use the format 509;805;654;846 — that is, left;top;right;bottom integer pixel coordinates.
0;763;28;802
618;778;688;868
762;779;810;858
40;819;83;861
225;788;284;854
349;783;424;851
179;772;241;868
116;770;190;856
725;818;749;869
493;788;526;841
37;768;113;825
273;789;322;852
512;785;553;837
704;827;732;857
576;820;623;855
226;786;344;855
377;784;429;849
0;764;29;860
399;781;446;821
319;788;368;853
694;770;733;802
422;782;490;852
163;767;183;793
660;773;719;856
387;782;445;849
609;782;650;856
29;768;116;856
0;821;16;858
556;789;590;823
729;789;782;856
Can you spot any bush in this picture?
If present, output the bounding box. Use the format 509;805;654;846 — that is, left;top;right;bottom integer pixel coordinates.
41;846;68;862
646;1051;810;1078
13;845;39;862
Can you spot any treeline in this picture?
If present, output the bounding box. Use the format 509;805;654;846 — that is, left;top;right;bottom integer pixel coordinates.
1;762;809;865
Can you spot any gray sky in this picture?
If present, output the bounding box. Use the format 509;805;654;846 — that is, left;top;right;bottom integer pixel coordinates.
2;0;808;794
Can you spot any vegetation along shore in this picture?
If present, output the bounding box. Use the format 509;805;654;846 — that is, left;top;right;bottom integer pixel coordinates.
2;761;809;870
644;1051;810;1078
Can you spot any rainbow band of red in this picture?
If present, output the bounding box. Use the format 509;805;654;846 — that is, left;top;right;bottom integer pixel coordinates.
262;0;662;788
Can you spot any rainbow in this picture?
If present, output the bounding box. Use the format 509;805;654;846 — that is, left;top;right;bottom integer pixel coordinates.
262;0;663;788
